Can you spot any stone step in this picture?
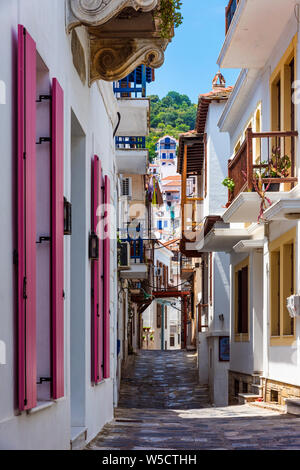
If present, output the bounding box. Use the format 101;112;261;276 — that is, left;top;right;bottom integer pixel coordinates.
286;398;300;416
238;393;262;405
249;401;286;414
70;426;87;450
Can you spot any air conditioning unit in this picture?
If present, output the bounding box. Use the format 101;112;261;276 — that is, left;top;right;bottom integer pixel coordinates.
118;242;130;270
121;177;132;199
154;267;163;277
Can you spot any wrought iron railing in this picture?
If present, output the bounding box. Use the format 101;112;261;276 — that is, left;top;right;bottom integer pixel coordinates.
116;136;146;149
225;0;239;33
113;65;153;98
227;129;298;205
119;226;145;264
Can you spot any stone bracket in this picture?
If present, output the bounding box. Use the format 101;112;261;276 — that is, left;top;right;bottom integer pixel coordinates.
90;37;167;83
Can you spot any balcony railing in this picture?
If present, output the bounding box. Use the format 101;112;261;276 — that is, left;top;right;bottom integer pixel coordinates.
116;136;146;149
225;0;239;34
113;65;153;98
227;129;298;205
119;226;146;264
180;256;194;271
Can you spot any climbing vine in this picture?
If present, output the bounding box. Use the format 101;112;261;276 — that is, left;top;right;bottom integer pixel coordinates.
156;0;183;39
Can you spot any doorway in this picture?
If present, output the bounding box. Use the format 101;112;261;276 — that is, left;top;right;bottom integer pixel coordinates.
70;110;86;432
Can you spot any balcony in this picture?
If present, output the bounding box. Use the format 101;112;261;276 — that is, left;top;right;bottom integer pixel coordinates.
223;129;298;223
116;136;148;175
177;132;205;257
225;0;239;34
219;0;297;68
180;256;195;280
113;65;153;98
119;228;149;279
116;100;150;138
67;0;171;82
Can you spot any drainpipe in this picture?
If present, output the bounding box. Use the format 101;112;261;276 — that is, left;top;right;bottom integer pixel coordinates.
183;295;188;349
264;221;270;400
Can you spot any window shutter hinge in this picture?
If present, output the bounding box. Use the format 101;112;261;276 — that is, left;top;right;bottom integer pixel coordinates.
23;277;27;300
13;250;18;266
97;303;100;318
23;152;26;160
63;290;65;299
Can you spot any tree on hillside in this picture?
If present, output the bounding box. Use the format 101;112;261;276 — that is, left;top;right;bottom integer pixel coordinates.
146;91;196;161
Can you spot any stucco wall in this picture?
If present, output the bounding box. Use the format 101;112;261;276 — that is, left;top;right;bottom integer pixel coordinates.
0;0;117;449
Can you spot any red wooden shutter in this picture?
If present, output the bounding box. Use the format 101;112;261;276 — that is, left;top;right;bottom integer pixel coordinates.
92;156;103;383
17;25;37;411
51;78;64;399
103;175;110;378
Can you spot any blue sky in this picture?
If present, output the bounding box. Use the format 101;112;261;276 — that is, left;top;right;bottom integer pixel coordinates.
147;0;240;103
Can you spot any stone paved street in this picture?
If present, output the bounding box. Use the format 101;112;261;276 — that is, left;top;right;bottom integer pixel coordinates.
88;351;300;450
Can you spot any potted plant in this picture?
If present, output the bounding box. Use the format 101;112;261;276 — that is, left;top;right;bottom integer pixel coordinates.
222;177;235;193
264;147;291;191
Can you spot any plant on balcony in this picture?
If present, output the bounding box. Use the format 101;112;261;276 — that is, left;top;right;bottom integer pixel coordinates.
222;177;235;192
155;0;183;39
263;147;291;191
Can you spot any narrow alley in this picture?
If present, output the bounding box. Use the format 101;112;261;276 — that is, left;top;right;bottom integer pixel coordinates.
88;351;300;450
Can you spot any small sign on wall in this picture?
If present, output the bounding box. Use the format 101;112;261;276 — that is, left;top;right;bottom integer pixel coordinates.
219;336;230;362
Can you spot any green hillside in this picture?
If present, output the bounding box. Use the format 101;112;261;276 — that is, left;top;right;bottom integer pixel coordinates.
146;91;197;161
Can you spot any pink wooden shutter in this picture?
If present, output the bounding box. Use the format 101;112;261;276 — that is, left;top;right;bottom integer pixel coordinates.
92;156;103;383
51;78;65;399
103;175;110;378
17;25;37;411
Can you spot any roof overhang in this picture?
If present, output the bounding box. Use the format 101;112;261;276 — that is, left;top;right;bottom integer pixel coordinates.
233;239;264;253
222;192;283;223
116;148;148;174
218;0;297;69
177;133;204;175
218;69;259;133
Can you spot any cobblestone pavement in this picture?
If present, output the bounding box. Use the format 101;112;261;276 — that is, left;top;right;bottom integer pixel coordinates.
88;350;300;450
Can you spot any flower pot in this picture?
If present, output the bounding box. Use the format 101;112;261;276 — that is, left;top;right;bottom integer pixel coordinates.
265;182;280;192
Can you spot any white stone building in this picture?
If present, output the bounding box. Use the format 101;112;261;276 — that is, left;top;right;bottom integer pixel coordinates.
213;0;300;409
0;0;173;450
177;74;233;406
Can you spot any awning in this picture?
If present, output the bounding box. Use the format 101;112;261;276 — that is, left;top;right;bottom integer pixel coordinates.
177;132;204;175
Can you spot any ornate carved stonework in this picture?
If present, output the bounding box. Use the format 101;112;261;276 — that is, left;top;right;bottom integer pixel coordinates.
66;0;172;83
89;37;167;83
67;0;159;31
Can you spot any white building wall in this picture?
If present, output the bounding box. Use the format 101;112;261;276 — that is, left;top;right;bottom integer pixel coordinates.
221;15;300;393
205;102;231;217
0;0;118;449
